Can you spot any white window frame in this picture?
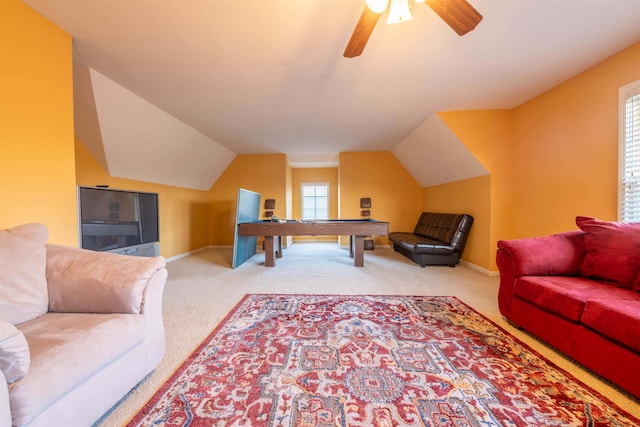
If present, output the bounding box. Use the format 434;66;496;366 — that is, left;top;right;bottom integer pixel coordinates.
301;182;329;220
619;80;640;223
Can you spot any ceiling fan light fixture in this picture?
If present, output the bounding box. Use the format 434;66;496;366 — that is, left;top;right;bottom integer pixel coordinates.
387;0;412;24
365;0;389;14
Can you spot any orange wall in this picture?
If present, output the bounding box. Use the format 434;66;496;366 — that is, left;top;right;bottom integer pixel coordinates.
208;154;423;248
513;42;640;237
339;152;423;246
0;0;77;245
75;140;212;257
207;153;423;249
423;175;491;269
436;110;516;271
434;42;640;271
291;168;339;242
286;164;293;219
208;154;288;246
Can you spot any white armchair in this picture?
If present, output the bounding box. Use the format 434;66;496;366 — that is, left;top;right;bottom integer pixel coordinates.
1;224;167;427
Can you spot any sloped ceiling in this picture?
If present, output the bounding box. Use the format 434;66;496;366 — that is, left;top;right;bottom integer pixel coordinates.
76;68;235;190
392;114;488;187
24;0;640;190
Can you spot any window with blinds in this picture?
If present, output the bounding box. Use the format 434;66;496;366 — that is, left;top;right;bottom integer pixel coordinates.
620;81;640;223
301;183;329;220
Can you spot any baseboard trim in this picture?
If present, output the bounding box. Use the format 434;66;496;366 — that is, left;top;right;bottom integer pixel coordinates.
166;245;232;263
167;245;499;277
460;259;500;276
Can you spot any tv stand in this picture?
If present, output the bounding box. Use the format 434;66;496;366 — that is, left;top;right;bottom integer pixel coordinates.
108;242;160;257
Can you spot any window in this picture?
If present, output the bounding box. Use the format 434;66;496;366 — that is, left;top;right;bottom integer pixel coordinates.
619;80;640;222
301;183;329;220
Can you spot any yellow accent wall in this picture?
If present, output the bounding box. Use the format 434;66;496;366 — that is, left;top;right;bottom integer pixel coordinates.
433;42;640;271
513;41;640;237
75;140;212;257
207;153;423;249
339;152;423;246
208;154;288;246
284;164;293;247
0;0;76;245
423;176;491;269
286;164;293;220
435;110;516;271
291;168;339;242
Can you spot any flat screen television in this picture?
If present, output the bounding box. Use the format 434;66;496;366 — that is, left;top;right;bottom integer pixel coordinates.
77;186;159;253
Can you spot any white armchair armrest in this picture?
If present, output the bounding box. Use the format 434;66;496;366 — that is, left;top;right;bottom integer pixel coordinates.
45;244;166;314
0;370;10;427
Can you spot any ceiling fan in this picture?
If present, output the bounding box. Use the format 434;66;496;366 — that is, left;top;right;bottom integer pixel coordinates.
344;0;482;58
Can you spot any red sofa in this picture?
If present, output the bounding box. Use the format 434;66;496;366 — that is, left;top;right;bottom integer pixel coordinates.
496;216;640;399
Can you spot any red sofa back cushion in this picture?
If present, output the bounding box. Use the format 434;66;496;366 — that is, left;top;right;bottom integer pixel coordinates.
576;216;640;290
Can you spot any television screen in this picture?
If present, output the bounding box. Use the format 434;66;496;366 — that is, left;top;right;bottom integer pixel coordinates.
78;186;159;252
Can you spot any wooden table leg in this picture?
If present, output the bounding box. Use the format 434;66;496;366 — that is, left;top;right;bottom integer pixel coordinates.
275;235;283;258
264;236;276;267
353;235;364;267
349;235;354;259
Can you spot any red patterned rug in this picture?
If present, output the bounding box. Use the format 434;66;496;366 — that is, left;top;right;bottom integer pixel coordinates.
128;295;639;426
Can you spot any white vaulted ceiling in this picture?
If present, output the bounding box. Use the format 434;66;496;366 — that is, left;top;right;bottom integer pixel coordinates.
23;0;640;190
74;68;235;190
392;114;488;187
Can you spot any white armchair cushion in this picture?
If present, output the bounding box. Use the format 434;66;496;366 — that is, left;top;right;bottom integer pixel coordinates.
0;223;48;325
0;321;30;383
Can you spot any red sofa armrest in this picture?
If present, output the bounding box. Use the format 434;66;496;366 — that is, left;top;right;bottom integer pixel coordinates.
497;231;586;277
496;230;586;317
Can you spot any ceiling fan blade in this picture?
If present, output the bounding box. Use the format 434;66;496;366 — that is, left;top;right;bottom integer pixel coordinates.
425;0;482;36
343;7;381;58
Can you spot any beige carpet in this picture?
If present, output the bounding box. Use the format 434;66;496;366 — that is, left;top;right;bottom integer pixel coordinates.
96;242;640;426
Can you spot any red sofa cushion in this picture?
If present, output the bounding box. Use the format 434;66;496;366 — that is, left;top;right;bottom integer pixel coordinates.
576;216;640;290
513;276;639;322
582;299;640;353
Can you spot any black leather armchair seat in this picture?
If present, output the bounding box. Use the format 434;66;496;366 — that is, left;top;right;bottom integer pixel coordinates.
389;212;474;267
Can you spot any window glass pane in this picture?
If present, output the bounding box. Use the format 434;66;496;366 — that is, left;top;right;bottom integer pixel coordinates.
621;87;640;223
301;183;329;220
316;186;328;197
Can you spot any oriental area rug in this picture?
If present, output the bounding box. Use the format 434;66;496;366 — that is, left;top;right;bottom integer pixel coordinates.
128;295;639;426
